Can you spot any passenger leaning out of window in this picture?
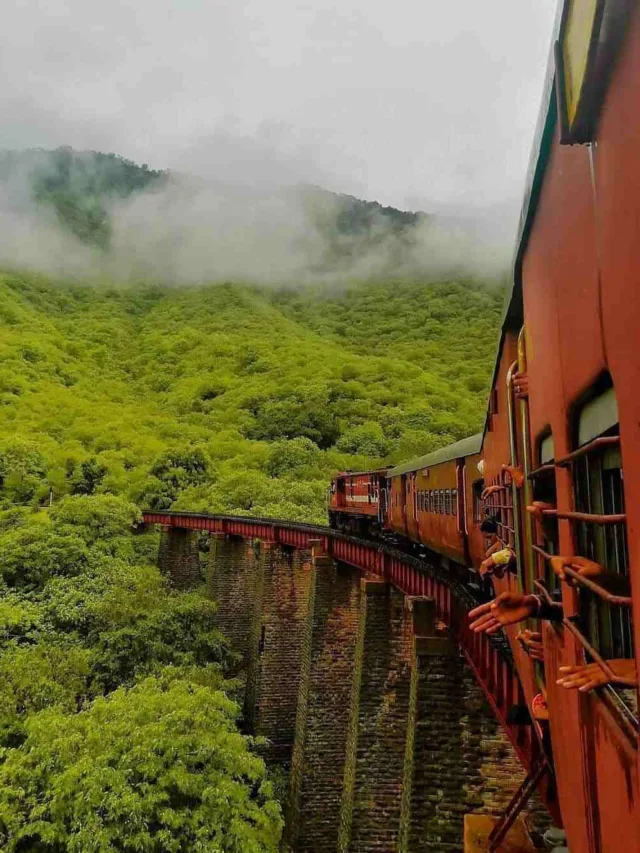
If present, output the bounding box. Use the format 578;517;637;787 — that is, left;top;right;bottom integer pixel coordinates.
468;579;638;693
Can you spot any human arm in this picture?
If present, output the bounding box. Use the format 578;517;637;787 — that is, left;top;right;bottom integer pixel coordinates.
556;659;637;692
526;501;555;522
469;592;563;634
481;484;503;500
550;556;631;596
517;629;544;661
501;464;525;488
480;547;516;577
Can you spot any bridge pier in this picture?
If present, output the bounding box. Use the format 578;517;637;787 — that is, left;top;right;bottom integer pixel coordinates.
287;558;363;853
403;625;525;853
157;525;201;589
338;581;416;853
207;534;261;663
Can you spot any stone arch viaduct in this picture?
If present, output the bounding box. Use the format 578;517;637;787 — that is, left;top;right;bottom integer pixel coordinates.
144;510;549;852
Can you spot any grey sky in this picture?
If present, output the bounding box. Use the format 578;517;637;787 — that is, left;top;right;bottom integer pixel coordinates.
2;0;557;212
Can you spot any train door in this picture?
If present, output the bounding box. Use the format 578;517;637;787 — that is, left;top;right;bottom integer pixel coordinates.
378;475;388;527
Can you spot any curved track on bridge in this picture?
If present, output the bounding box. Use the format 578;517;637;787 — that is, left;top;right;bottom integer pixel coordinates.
143;510;544;775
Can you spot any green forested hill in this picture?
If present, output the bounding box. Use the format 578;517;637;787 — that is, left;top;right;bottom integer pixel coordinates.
0;272;502;523
0;271;502;847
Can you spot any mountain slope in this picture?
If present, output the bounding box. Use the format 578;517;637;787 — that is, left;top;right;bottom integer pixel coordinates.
0;273;501;522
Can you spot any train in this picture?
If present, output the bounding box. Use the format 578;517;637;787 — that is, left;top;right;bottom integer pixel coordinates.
328;436;486;584
330;1;640;850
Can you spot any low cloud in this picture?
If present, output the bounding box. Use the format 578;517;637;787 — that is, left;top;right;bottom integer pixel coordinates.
0;147;516;285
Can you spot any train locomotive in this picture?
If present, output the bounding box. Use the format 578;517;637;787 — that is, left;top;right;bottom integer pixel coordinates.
331;1;640;849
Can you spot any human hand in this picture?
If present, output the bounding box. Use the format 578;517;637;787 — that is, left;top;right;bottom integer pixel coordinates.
513;372;529;399
556;659;637;692
502;464;525;488
526;501;555;522
480;557;495;577
469;592;538;634
550;555;605;583
481;484;502;500
517;629;544;661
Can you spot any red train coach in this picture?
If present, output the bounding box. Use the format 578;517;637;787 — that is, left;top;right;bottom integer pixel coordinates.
385;434;483;570
479;0;640;849
328;469;387;537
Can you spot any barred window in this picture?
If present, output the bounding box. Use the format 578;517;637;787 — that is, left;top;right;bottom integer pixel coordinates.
571;386;632;660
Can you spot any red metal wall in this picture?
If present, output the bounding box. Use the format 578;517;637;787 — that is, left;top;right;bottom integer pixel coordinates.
496;7;640;849
414;459;464;564
330;473;380;518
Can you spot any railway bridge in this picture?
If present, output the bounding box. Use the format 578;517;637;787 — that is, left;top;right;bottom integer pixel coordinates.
143;510;551;852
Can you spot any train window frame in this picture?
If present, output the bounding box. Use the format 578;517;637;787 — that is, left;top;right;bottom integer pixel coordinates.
452;488;458;517
472;480;484;524
571;386;632;661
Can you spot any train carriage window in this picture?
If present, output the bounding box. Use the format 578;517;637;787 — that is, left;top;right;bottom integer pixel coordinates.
472;480;484;523
444;490;451;515
540;434;555;465
452;489;458;517
572;387;632;660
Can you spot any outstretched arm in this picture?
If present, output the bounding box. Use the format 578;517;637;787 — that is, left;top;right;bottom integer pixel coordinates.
469;592;562;634
550;556;631;596
469;593;539;634
556;659;637;692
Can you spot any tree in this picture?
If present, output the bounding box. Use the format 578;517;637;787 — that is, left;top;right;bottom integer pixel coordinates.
0;677;283;853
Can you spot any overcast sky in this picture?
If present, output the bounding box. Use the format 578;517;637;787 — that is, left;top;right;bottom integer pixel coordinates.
2;0;558;212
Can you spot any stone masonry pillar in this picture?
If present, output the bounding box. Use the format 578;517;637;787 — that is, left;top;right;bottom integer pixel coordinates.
287;553;362;853
246;545;315;765
157;525;201;589
207;534;261;663
403;607;526;853
338;580;415;853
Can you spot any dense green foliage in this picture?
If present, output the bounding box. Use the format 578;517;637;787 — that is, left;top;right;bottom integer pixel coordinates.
0;262;501;849
0;148;165;249
0;678;281;853
0;271;501;522
0;494;282;850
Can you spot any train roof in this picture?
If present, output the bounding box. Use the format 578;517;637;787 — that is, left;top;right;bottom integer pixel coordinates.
386;433;482;478
334;468;389;478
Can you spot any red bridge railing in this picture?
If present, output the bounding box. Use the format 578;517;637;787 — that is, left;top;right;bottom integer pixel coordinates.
142;510;545;779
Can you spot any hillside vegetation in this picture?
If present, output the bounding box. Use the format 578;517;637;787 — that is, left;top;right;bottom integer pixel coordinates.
0;272;501;522
0;268;502;849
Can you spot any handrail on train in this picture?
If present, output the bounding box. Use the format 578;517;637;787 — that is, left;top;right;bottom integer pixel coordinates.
542;509;626;525
555;435;620;468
